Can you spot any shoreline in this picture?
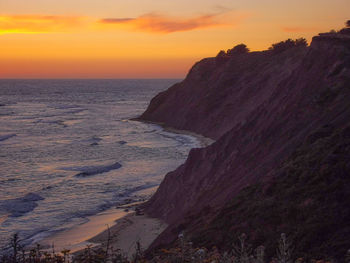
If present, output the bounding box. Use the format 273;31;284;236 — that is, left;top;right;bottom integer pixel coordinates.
87;212;167;259
38;186;159;253
78;121;207;257
131;118;215;147
38;202;167;258
37;121;203;256
39;208;130;253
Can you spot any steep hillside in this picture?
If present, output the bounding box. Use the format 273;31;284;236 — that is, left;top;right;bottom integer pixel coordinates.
138;45;308;140
188;125;350;260
139;31;350;260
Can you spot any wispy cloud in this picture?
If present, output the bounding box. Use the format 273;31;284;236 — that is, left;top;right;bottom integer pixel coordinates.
0;15;83;34
282;26;318;33
99;11;245;34
0;10;247;35
102;18;134;23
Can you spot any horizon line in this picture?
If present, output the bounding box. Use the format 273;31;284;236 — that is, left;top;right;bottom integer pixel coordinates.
0;77;184;80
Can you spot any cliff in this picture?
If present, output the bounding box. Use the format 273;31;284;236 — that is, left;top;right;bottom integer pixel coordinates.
139;44;308;140
139;31;350;260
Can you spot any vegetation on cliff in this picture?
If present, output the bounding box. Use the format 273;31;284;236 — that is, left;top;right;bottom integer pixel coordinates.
268;38;308;53
189;125;350;261
140;23;350;262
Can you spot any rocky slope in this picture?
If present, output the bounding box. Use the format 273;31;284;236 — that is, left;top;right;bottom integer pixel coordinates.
139;31;350;260
139;44;308;140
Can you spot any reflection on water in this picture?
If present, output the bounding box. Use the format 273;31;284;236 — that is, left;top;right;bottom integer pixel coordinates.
0;79;199;249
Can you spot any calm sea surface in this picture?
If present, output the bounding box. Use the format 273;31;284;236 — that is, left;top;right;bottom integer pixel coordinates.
0;79;199;249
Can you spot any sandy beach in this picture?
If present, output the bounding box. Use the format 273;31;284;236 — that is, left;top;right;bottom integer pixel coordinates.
40;207;167;259
32;125;200;257
39;186;167;258
40;208;130;253
88;212;167;258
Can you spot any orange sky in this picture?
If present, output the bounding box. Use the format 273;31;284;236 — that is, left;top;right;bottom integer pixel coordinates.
0;0;349;78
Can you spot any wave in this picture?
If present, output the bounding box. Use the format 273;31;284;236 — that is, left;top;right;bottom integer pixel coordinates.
0;193;44;217
60;162;122;177
49;104;81;110
0;134;16;142
75;162;122;177
88;136;102;146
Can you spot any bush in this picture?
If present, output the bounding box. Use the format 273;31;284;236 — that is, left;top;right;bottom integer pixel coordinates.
269;38;307;53
227;44;250;55
294;38;308;47
216;50;227;57
346;20;350;28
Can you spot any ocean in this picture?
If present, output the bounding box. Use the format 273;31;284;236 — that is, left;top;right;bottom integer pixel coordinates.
0;79;200;250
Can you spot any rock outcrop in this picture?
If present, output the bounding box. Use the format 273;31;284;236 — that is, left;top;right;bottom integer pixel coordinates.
139;31;350;260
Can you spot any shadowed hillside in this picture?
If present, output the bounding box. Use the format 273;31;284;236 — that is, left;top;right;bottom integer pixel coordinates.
139;29;350;261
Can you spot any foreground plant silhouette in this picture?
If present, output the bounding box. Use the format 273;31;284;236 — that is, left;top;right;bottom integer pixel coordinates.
1;232;349;263
276;234;293;263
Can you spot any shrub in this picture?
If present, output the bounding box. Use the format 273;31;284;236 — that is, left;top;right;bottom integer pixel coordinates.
276;233;293;263
1;232;349;263
339;20;350;35
269;38;307;53
216;50;227;57
294;38;308;47
231;233;252;263
346;20;350;28
227;44;250;55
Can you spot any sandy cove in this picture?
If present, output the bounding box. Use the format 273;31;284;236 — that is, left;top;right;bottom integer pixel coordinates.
77;127;210;258
87;212;167;258
40;208;167;258
40;186;167;258
39;129;209;257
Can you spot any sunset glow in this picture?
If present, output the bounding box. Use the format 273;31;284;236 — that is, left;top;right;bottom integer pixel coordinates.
0;0;349;78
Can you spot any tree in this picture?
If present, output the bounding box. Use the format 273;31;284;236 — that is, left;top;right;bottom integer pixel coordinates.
269;38;307;54
294;38;308;47
216;50;227;57
346;20;350;28
227;44;250;55
269;39;295;53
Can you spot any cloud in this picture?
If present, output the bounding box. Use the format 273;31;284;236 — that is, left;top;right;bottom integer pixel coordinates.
102;18;134;23
282;26;318;33
99;11;245;34
0;10;247;35
212;5;234;13
0;15;83;34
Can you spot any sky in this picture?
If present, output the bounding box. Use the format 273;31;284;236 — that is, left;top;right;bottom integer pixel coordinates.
0;0;349;78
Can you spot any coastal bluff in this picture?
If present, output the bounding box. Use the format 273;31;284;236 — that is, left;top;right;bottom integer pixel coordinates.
138;31;350;260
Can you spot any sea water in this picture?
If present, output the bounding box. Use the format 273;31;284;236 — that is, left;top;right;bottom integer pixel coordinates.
0;79;199;249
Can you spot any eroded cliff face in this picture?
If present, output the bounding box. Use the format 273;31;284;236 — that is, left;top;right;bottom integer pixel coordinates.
139;47;308;140
139;32;350;259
